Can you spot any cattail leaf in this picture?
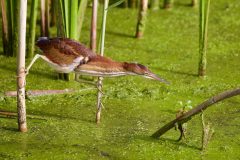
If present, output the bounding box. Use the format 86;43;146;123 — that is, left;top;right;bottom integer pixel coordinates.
64;0;69;37
76;0;88;39
198;0;210;76
27;0;39;58
70;0;78;40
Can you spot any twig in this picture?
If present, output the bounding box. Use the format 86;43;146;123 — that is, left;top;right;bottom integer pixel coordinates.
151;88;240;138
4;88;95;97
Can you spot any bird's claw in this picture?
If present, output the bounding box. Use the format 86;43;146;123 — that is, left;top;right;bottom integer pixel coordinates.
101;102;105;109
25;69;29;75
97;86;104;95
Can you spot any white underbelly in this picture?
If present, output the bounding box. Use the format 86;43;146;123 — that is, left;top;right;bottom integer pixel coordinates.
42;55;84;73
47;62;75;73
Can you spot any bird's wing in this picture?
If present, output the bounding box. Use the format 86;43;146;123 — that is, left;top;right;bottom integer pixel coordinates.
74;55;125;73
36;37;95;66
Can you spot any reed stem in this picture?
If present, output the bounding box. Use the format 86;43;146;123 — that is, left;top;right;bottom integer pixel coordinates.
96;0;109;124
27;0;39;58
198;0;210;77
136;0;148;38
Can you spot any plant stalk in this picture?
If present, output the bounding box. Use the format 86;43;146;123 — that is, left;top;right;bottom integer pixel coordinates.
96;0;109;124
191;0;198;7
198;0;210;76
70;0;78;40
5;0;13;56
27;0;39;58
90;0;98;52
12;0;20;57
151;0;159;11
40;0;49;36
163;0;174;9
136;0;148;38
17;0;28;132
0;0;8;55
77;0;88;40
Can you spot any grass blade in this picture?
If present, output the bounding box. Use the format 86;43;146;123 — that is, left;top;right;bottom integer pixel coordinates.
107;0;125;10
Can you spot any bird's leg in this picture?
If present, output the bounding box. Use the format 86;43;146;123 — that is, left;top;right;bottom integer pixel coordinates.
96;84;104;95
75;74;96;85
25;54;44;75
96;77;104;124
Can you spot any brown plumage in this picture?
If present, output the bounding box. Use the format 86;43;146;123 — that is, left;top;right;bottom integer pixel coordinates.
26;37;169;84
36;37;95;65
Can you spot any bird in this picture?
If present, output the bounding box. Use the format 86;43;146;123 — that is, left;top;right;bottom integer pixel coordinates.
26;37;169;84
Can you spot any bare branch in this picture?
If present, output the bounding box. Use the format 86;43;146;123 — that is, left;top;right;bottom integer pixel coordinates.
152;88;240;138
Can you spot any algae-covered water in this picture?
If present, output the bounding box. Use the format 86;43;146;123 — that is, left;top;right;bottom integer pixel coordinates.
0;0;240;159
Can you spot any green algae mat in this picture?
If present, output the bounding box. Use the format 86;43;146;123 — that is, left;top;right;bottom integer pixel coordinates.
0;0;240;159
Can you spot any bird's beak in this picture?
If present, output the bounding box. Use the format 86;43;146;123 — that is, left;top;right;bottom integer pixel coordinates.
144;72;170;84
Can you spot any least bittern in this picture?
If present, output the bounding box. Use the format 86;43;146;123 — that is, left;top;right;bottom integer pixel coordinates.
26;37;169;84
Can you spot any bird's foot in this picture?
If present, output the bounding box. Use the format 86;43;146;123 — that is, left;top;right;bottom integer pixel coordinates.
101;102;105;109
97;86;104;95
24;69;29;75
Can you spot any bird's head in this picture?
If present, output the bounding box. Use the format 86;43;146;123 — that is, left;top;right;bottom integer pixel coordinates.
123;62;169;84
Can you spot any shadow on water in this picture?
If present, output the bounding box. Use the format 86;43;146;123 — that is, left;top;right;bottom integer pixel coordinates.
137;135;201;151
72;144;115;159
161;109;176;114
0;126;18;132
154;67;198;77
0;115;16;120
106;30;135;39
83;27;134;39
160;137;201;150
26;109;95;124
29;70;56;80
0;63;56;80
0;64;16;72
0;112;94;132
0;109;47;121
